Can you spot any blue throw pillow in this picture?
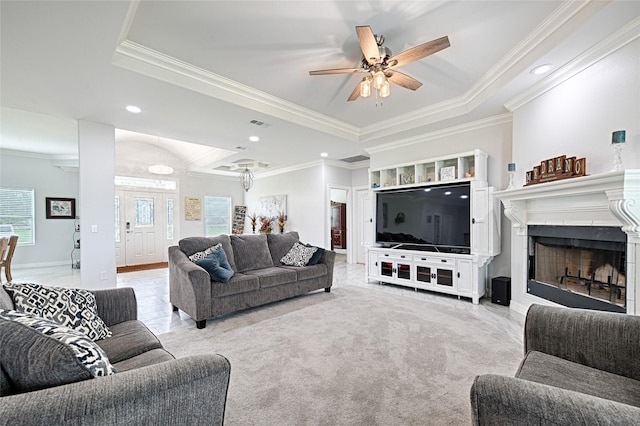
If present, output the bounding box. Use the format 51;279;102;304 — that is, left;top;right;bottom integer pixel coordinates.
195;246;234;283
305;244;325;265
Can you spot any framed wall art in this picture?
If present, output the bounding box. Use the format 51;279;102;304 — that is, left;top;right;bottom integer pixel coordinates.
46;197;76;219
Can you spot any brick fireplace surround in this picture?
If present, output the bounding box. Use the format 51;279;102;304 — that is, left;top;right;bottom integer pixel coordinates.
495;170;640;315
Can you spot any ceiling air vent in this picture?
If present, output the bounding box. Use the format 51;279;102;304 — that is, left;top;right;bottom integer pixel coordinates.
340;155;370;163
249;119;272;128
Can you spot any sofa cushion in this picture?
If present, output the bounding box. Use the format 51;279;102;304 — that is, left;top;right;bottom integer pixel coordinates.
0;365;12;396
211;273;259;298
517;350;640;408
0;310;115;394
96;320;163;364
179;235;237;272
0;286;13;310
280;242;317;267
196;245;234;282
3;283;111;341
231;234;274;272
267;232;299;266
282;263;328;281
244;267;298;289
111;348;175;373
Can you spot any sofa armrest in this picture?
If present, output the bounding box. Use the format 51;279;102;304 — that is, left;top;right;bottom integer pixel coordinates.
93;287;138;326
471;374;640;426
0;354;231;426
168;245;212;322
319;250;336;287
524;304;640;381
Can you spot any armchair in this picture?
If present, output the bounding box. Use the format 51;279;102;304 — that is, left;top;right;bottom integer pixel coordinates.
471;304;640;425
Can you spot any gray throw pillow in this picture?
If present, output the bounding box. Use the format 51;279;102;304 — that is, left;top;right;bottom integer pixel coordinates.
0;310;115;393
3;283;111;341
281;242;318;267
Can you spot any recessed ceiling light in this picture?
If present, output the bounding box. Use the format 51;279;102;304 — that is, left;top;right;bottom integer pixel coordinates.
530;64;553;75
126;105;141;113
444;191;452;195
249;136;259;142
320;152;328;157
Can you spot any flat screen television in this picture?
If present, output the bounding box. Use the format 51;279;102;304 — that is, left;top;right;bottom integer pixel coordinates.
375;182;471;254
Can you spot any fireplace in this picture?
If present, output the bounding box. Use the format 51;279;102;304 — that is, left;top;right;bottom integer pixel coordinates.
495;170;640;316
527;225;626;313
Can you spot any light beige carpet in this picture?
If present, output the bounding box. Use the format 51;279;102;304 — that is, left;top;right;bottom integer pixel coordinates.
159;285;522;425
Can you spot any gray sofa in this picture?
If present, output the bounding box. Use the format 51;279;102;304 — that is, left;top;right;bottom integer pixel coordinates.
169;231;335;329
0;286;231;426
471;304;640;425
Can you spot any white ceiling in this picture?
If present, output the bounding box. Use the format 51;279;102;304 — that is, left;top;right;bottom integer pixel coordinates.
1;1;638;176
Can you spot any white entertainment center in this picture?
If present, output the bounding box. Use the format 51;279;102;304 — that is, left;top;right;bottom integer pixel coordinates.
365;149;501;304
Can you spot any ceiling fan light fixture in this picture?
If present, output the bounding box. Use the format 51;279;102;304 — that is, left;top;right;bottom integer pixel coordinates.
239;166;254;192
360;78;371;98
373;70;386;90
379;80;390;98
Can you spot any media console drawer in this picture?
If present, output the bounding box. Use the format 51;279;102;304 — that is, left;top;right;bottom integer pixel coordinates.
413;255;454;265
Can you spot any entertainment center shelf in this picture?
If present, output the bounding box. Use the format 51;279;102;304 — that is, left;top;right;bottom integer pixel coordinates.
366;149;499;304
370;150;487;189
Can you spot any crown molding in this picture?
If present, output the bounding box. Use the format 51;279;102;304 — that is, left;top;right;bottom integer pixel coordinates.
113;40;360;142
365;113;512;155
505;15;640;111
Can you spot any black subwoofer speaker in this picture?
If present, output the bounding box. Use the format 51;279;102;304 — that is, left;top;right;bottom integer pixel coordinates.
492;277;511;306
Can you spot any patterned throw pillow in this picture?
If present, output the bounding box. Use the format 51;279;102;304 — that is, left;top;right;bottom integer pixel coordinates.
3;283;112;341
188;243;222;262
280;242;318;267
0;309;115;392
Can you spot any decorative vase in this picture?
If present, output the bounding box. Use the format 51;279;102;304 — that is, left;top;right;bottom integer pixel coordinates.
280;226;284;234
251;224;256;234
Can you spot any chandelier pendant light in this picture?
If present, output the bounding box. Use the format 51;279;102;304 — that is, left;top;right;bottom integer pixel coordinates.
239;166;254;192
148;137;174;175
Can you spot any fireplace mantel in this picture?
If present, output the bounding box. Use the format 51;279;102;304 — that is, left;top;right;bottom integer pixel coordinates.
495;170;640;242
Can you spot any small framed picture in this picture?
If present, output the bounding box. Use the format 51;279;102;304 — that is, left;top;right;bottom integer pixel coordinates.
440;166;456;181
46;197;76;219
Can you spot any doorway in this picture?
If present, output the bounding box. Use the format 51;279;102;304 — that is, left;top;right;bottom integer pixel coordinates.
115;189;176;268
329;187;348;257
354;187;373;264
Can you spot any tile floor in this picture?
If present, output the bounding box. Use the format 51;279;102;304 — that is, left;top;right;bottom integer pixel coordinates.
8;255;524;342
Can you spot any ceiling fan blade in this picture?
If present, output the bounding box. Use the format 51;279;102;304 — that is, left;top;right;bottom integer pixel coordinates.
347;83;361;101
309;68;365;76
387;71;422;91
356;25;380;65
388;36;450;68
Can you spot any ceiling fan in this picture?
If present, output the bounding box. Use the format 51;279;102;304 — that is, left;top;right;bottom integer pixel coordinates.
309;26;450;101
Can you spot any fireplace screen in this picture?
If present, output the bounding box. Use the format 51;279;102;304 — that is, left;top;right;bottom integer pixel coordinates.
528;225;627;313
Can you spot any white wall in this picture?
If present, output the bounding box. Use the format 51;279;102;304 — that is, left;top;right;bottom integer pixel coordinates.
245;165;325;246
0;152;79;267
509;39;640;311
513;39;639;181
179;173;245;238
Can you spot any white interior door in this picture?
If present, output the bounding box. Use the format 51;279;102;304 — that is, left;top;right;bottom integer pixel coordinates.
115;190;165;267
356;188;373;264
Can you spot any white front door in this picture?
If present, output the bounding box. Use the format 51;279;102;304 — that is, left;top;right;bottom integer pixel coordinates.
115;190;165;267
